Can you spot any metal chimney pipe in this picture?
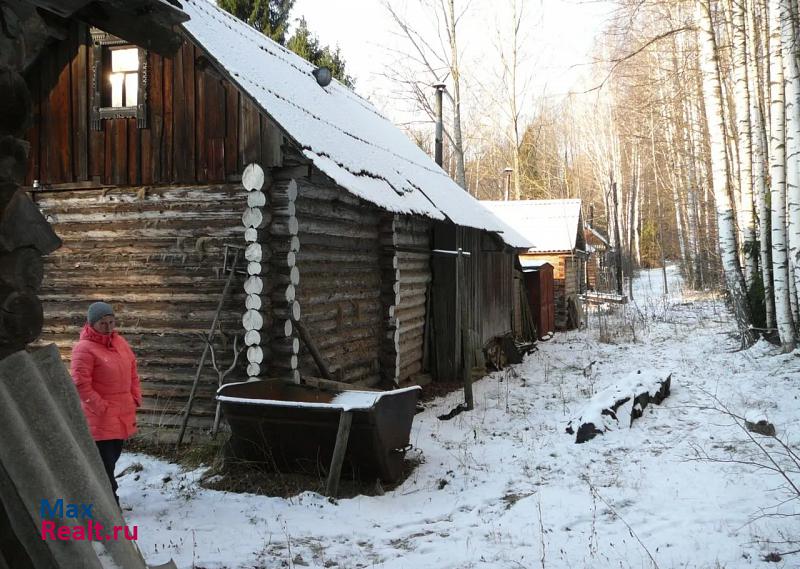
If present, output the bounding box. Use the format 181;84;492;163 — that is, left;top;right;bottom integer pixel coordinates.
433;83;446;167
503;167;513;200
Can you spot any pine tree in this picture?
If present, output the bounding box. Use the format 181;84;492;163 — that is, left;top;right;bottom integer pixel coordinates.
286;18;354;88
217;2;354;88
217;0;294;44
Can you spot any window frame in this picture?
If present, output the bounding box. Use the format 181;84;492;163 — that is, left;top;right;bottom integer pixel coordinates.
89;28;148;130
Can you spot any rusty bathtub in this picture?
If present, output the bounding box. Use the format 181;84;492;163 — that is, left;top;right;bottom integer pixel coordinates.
216;379;422;483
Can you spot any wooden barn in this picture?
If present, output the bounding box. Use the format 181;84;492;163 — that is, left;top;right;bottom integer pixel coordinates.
483;199;587;330
24;0;529;440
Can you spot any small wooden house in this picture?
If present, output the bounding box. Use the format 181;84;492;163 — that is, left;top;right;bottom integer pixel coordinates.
24;0;529;440
584;225;613;291
483;199;587;330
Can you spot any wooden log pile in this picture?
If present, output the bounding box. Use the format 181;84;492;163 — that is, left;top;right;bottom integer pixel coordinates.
0;5;62;359
566;370;671;443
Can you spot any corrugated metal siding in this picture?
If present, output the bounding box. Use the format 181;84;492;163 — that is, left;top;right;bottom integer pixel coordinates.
34;184;248;435
395;216;431;383
294;178;384;386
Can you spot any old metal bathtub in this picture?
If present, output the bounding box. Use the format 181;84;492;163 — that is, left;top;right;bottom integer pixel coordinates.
216;379;421;483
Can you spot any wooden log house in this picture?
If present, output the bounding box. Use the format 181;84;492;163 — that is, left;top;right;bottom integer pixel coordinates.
483;199;588;330
24;0;530;440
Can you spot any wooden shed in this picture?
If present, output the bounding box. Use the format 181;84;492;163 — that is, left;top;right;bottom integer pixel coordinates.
584;225;615;292
24;0;529;440
483;199;588;330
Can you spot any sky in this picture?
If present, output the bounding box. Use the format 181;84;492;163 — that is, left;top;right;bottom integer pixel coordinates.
291;0;616;123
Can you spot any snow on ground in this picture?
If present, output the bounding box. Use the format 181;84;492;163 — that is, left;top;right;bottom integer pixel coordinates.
118;266;800;568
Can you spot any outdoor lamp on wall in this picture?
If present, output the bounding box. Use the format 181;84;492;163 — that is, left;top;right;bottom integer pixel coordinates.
313;66;332;87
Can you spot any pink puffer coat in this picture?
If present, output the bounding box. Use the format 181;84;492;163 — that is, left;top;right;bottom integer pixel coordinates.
71;324;142;441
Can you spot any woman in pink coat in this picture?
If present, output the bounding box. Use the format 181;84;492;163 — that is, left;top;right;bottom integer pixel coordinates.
71;302;142;504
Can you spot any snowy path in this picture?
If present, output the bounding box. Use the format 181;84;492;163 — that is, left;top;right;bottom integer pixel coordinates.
119;267;800;568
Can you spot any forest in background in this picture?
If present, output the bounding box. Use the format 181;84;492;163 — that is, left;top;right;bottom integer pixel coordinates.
219;0;800;352
385;0;800;352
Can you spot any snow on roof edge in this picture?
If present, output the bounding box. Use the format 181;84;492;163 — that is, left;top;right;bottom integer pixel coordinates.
179;0;530;250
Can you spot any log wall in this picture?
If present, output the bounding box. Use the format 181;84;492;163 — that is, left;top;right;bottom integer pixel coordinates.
293;176;385;387
395;216;432;383
33;184;248;437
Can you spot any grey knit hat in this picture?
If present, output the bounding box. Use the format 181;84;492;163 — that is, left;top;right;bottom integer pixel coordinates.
87;302;114;325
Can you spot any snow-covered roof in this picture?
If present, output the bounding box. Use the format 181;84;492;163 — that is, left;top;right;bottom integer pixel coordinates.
179;0;530;249
519;259;552;271
586;225;611;247
482;199;583;253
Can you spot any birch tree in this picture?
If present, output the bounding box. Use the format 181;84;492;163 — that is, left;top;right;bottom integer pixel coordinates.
697;0;755;346
383;0;468;188
780;0;800;325
731;0;758;287
746;0;776;328
767;0;797;350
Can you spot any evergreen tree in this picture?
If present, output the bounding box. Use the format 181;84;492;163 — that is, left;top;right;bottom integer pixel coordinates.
217;3;355;89
286;18;354;88
217;0;294;44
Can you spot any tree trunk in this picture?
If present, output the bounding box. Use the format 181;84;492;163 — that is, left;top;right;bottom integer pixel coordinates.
448;0;467;190
697;0;755;346
732;0;759;287
767;0;797;350
747;0;776;328
780;0;800;325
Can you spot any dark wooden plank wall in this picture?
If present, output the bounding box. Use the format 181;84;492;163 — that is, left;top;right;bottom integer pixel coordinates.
395;216;431;383
33;185;248;439
431;224;514;379
478;234;514;346
25;23;278;188
294;176;385;387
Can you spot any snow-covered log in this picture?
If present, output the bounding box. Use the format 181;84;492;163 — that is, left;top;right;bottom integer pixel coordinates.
566;370;672;443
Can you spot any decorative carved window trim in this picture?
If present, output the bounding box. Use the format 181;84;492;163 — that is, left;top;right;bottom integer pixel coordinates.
90;28;148;130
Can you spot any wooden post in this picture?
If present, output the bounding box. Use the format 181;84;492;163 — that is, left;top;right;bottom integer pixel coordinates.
454;241;474;409
325;410;353;498
462;329;474;410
